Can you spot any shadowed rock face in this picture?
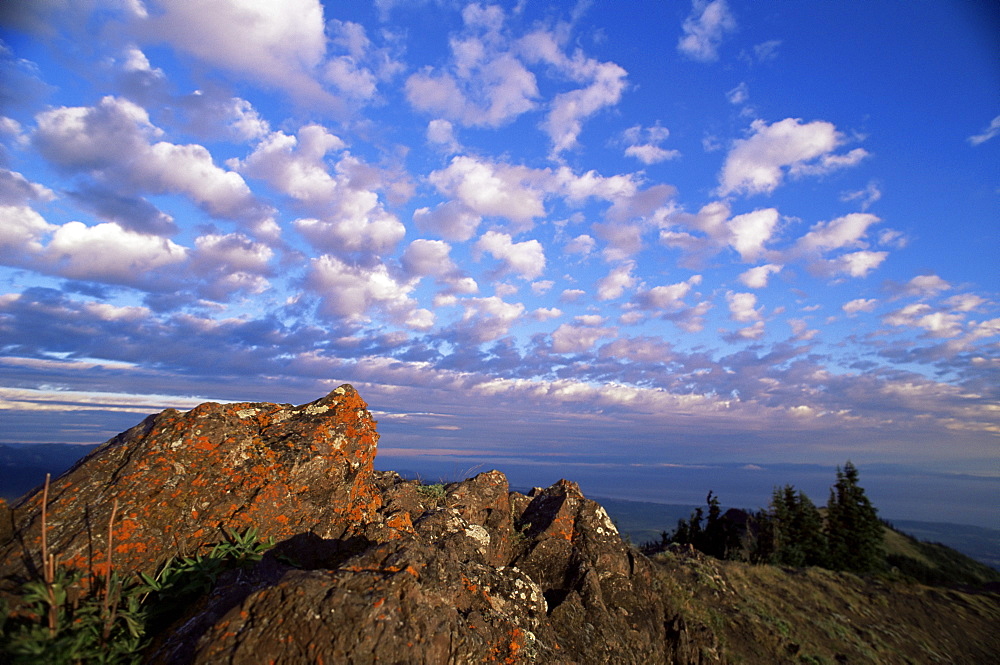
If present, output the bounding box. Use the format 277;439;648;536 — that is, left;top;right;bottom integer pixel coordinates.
0;385;713;664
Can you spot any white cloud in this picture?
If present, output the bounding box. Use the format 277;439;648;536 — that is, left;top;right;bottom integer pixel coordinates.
596;262;636;301
401;239;456;278
540;59;628;157
967;115;1000;146
452;295;525;343
238;125;404;256
829;250;887;278
678;0;736;62
519;28;628;156
733;320;765;340
305;254;417;324
840;180;882;211
0;204;54;259
726;291;761;322
738;263;783;289
898;274;951;298
726;82;748;105
413;201;482;242
551;322;615;353
426;119;460;153
34;96;264;223
531;280;554;295
719;118;868;196
429;156;546;231
635;275;702;310
788;318;818;341
795;213;880;254
405;5;538;128
883;303;964;338
144;0;332;105
728;207;779;261
44;221;187;282
475;230;546;280
0;169;55;206
622;124;680;164
944;294;985;312
843;298;877;316
564;234;596;257
532;307;562;321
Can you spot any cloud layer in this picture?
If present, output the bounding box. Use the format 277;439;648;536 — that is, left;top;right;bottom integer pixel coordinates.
0;1;997;520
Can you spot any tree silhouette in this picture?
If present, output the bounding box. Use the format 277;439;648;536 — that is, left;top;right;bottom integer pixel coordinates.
825;461;883;573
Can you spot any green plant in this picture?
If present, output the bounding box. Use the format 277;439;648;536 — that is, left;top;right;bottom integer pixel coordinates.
0;475;275;664
416;482;447;501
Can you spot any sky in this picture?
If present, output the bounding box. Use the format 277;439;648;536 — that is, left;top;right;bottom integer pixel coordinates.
0;1;998;527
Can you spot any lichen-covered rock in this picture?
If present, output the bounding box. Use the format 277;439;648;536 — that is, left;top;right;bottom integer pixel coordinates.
0;387;718;664
0;385;380;583
142;472;676;664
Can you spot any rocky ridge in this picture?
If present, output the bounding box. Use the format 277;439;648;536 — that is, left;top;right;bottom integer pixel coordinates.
2;385;998;664
1;385;711;663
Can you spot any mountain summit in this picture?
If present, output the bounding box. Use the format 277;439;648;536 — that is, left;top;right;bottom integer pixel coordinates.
2;386;998;663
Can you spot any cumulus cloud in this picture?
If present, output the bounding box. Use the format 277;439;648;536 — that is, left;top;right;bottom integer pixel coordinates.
34;96;267;224
794;213;880;254
635;275;702;311
564;234;596;257
143;0;334;106
719;118;868;196
519;28;628;155
893;274;952;299
190;232;273;299
413;201;482;242
883;303;965;339
426;119;461;153
475;230;546;280
551;322;615;353
428;156;546;232
739;263;783;288
726;291;761;322
678;0;736;62
305;254;418;325
596;262;636;301
622;124;680;164
0;203;54;261
405;4;538;128
728;207;779;261
449;295;525;343
44;221;188;284
843;298;877;316
825;250;888;278
237;125;404;256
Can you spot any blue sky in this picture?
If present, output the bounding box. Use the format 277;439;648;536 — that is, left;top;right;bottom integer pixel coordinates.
1;1;997;526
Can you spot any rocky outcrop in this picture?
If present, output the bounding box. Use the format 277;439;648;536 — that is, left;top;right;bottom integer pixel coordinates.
0;385;380;582
0;385;718;664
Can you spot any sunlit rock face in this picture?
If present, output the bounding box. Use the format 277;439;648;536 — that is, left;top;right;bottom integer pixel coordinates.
0;384;381;579
0;385;716;664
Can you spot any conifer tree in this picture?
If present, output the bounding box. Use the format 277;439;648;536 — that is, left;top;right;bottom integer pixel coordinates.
763;485;826;567
825;461;883;573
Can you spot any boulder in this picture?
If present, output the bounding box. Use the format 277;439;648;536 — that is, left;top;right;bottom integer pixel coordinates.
0;385;380;583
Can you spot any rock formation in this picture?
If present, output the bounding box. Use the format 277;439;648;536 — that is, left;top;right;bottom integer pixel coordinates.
3;385;997;664
0;385;716;663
